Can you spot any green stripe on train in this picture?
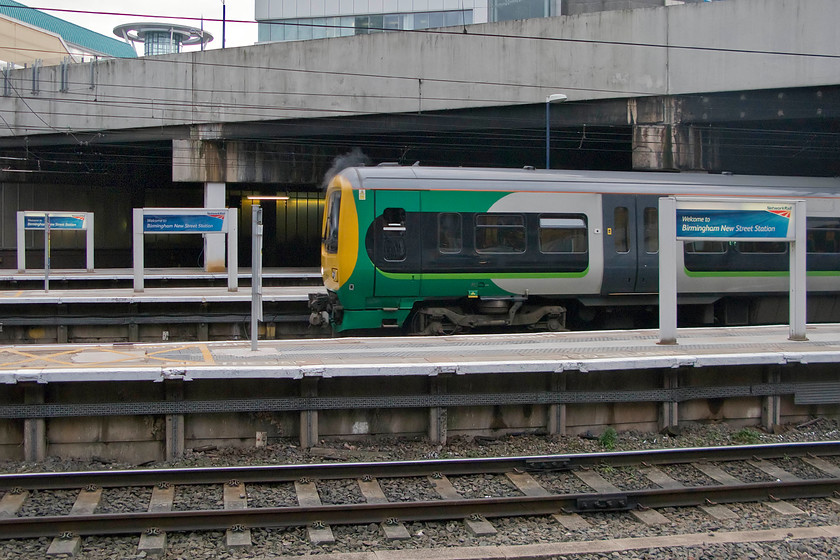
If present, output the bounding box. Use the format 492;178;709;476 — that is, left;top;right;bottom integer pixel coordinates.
379;269;590;280
684;269;840;277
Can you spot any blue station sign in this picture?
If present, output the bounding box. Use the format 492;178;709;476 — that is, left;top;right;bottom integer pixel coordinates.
23;214;88;230
676;201;794;241
143;211;228;233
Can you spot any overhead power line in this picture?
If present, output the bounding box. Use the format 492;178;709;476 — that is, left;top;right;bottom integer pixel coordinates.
4;3;840;60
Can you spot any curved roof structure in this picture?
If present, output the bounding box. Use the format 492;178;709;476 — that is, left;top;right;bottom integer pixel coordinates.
0;0;136;60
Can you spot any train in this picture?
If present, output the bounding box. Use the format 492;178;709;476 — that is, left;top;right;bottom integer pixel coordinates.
308;165;840;334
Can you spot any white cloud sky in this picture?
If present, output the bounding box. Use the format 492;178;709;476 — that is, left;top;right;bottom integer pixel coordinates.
34;1;257;52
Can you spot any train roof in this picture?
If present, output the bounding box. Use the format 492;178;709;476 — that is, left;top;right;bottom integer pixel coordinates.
337;166;840;198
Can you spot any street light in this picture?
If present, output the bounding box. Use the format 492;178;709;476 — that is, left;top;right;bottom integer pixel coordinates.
545;93;568;169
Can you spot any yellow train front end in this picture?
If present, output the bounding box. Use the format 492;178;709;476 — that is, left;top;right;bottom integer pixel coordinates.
309;171;364;330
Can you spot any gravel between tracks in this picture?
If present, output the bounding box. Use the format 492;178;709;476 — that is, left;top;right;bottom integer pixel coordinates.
0;419;839;559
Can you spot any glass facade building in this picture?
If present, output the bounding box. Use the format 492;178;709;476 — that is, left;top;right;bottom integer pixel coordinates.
255;1;559;43
254;1;705;44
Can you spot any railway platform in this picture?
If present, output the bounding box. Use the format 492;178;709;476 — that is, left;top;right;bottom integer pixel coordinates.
1;323;838;383
0;267;325;343
1;324;839;464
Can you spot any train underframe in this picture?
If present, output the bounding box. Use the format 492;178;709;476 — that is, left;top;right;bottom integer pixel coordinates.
311;291;840;336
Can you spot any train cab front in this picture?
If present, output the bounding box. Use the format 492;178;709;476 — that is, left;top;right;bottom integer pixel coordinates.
308;171;359;330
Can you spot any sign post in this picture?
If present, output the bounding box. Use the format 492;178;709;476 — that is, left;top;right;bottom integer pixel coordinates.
659;197;807;344
133;208;238;292
251;204;263;351
16;211;95;277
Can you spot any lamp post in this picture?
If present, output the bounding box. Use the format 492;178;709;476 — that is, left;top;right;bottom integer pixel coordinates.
545;93;568;169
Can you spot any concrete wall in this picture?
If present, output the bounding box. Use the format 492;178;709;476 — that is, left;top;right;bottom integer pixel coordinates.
0;363;836;463
0;0;836;140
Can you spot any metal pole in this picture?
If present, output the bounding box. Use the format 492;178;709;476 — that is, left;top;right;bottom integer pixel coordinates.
545;100;550;169
544;94;567;169
789;200;807;340
251;204;263;351
44;212;50;292
658;197;677;345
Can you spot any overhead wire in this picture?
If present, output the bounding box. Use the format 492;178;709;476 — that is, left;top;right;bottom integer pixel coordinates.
0;5;837;172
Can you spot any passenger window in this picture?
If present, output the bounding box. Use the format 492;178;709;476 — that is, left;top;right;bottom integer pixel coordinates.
734;241;787;254
475;214;525;253
539;214;588;253
643;207;658;253
684;241;726;254
807;218;840;253
382;207;407;262
614;207;629;253
438;213;462;253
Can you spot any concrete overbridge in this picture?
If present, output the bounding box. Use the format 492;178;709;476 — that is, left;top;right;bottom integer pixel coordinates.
0;0;837;269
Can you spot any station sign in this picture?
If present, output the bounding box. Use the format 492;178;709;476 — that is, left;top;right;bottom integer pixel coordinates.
675;200;794;241
142;209;228;234
23;213;88;230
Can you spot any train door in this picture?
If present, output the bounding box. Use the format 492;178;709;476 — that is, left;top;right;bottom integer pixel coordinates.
601;195;638;294
601;195;660;294
373;190;421;297
634;195;660;293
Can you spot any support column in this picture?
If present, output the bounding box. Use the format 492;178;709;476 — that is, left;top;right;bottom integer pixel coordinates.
762;367;782;432
165;382;185;461
629;97;706;172
23;384;46;462
300;378;319;449
547;372;567;436
204;182;227;272
429;376;448;445
660;370;679;433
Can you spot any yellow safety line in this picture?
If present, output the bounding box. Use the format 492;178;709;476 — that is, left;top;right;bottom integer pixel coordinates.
199;344;216;365
0;343;217;369
0;348;82;367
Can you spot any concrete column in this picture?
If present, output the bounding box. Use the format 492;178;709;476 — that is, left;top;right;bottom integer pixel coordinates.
547;372;567;436
632;124;703;171
629;97;705;172
165;382;185;461
299;378;319;448
762;367;782;432
428;377;448;445
23;384;46;462
660;370;679;432
204;182;227;272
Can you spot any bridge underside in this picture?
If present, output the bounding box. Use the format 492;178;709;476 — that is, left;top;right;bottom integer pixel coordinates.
0;85;837;269
2;85;838;181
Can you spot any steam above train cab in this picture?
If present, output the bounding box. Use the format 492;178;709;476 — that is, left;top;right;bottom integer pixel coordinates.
308;166;840;334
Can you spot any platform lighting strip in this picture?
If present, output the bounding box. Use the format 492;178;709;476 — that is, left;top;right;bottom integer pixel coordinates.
247;195;289;200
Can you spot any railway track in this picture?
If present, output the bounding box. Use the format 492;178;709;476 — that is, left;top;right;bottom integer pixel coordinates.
1;441;838;556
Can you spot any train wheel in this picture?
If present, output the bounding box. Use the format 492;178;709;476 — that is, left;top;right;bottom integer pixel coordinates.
546;316;566;332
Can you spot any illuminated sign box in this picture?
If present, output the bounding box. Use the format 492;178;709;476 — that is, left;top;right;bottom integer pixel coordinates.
675;201;794;241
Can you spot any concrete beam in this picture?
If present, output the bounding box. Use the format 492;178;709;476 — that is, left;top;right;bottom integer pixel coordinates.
0;0;838;141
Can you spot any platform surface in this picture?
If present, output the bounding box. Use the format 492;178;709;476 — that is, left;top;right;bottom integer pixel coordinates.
0;324;838;384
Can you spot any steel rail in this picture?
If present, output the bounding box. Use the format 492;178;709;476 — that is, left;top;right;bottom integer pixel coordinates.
1;440;837;491
0;478;838;539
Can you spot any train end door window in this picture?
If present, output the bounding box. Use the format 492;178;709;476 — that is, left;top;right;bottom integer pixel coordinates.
382;207;407;262
539;214;588;253
323;190;341;254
